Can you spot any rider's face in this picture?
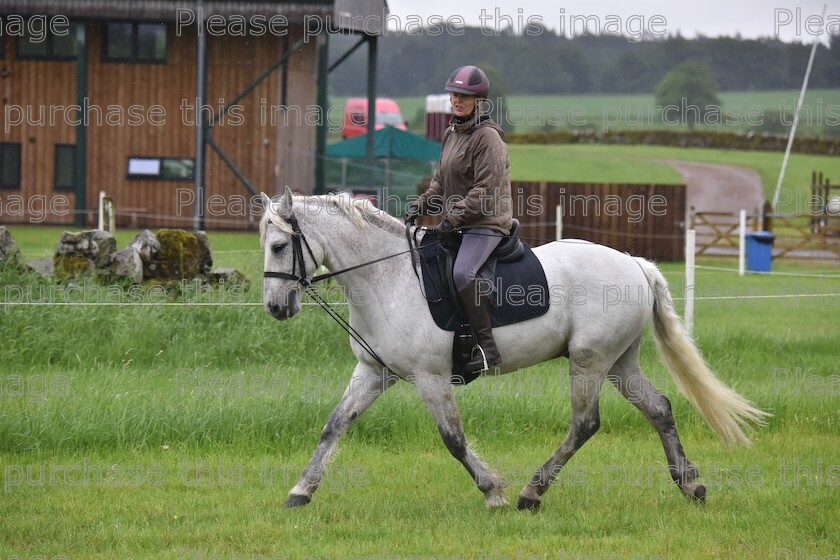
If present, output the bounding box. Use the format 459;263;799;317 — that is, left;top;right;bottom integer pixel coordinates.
450;92;476;118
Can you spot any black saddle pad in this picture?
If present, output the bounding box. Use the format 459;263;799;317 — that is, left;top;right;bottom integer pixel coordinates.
418;231;550;331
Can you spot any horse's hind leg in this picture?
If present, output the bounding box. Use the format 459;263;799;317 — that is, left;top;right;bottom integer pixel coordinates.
518;351;605;511
607;337;706;502
412;371;508;509
285;361;396;508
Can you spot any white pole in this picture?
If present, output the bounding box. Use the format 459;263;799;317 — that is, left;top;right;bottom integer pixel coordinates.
98;190;105;231
107;198;115;233
555;203;563;240
771;3;827;210
738;209;747;276
685;229;695;336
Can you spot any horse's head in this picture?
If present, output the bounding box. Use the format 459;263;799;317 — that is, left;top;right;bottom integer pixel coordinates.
260;187;323;320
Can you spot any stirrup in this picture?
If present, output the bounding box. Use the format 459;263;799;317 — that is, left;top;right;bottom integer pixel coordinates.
476;345;488;371
465;345;500;374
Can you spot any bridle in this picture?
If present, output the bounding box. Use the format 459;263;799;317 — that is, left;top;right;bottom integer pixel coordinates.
263;213;433;287
262;214;320;286
262;212;439;370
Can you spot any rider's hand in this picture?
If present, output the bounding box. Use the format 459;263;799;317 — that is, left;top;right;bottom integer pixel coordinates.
404;202;421;225
435;219;455;237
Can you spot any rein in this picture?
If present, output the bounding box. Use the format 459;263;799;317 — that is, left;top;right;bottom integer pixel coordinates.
263;214;438;370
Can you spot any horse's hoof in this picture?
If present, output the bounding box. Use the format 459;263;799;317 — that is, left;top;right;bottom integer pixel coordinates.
691;485;707;504
485;494;509;509
517;495;541;511
284;494;311;508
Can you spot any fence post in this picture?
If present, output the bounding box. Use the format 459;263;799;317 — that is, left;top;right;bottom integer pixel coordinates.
555;202;563;241
107;198;115;233
685;229;695;335
98;191;106;231
738;209;746;276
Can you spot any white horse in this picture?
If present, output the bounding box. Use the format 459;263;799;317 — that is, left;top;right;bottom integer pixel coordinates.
260;188;768;510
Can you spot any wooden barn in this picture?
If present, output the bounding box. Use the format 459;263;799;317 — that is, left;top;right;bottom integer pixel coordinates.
0;0;387;229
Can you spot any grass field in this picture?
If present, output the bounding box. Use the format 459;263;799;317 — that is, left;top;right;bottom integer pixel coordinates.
326;141;840;215
330;89;840;137
507;144;840;214
3;140;840;558
2;222;839;558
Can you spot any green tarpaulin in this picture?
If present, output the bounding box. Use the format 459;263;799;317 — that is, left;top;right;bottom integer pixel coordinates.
326;125;441;161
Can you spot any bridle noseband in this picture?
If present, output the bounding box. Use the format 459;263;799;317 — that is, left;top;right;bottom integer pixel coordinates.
263;214;318;286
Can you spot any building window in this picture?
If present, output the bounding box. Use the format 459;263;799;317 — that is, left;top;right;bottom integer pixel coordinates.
1;143;22;189
15;22;77;60
54;145;76;191
103;22;167;63
127;157;194;181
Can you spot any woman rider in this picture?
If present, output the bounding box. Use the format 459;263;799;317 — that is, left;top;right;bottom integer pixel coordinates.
404;65;513;374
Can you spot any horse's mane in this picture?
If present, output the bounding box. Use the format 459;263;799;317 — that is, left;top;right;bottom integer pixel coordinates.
260;193;405;248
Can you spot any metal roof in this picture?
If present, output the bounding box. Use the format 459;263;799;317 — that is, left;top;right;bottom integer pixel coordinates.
0;0;388;30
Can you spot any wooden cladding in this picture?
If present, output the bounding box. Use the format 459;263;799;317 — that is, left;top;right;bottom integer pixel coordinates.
510;181;686;261
0;22;317;228
0;33;77;223
419;181;686;261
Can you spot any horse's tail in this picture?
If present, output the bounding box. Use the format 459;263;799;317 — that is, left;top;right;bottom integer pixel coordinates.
635;258;770;446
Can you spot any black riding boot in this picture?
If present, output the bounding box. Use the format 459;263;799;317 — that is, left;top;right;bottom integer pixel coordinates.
458;281;502;373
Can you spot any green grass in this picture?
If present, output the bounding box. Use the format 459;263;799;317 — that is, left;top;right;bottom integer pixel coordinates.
3;139;840;558
507;144;840;214
329;89;840;137
322;93;840;215
508;144;683;184
500;89;840;135
2;219;839;558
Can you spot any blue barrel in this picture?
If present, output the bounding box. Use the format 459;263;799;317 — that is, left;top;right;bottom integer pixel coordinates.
745;231;775;272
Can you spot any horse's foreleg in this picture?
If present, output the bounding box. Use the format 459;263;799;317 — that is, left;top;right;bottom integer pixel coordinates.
608;338;705;502
518;357;604;511
412;372;508;508
285;361;395;508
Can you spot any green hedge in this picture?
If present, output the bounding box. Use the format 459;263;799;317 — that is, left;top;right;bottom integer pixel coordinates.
506;129;840;156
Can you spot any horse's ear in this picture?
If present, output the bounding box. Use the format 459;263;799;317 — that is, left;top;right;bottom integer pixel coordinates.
259;192;272;214
271;186;292;219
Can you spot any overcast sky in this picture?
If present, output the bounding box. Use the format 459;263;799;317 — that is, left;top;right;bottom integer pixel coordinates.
384;0;838;43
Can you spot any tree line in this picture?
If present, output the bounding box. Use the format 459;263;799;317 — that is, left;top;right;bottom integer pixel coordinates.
328;28;840;97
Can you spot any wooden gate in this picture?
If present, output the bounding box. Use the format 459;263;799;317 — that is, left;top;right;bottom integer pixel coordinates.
690;210;840;259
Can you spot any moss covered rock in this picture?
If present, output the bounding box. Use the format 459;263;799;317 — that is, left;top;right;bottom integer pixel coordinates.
54;255;94;281
53;230;116;282
0;226;22;268
146;229;213;281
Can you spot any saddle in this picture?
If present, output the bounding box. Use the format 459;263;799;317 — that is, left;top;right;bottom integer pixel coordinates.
417;219;550;385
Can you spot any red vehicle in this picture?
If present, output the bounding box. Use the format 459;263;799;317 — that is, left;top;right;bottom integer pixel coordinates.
342;97;406;139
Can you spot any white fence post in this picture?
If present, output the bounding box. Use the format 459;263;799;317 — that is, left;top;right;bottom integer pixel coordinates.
98;191;106;231
685;229;695;336
738;209;747;276
98;191;115;233
555;202;563;241
107;199;115;233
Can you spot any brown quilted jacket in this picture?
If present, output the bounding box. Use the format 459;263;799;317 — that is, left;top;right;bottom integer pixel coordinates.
416;115;512;235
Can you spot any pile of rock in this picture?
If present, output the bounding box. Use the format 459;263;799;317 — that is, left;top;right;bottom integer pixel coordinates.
0;226;22;268
0;226;248;288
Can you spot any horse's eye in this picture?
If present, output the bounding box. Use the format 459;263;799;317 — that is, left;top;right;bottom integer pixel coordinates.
272;243;287;255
